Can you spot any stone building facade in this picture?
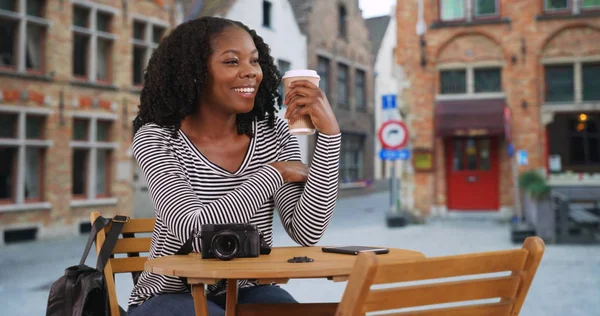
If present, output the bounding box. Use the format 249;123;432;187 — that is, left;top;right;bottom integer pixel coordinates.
396;0;600;217
290;0;375;187
0;0;178;244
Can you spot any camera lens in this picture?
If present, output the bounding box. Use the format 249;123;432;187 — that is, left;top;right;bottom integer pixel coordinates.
211;231;239;261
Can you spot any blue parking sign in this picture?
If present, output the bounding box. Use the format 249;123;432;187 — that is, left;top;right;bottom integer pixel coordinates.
380;149;410;161
382;94;396;110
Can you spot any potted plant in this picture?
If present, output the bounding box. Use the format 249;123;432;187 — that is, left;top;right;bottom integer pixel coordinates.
519;170;554;242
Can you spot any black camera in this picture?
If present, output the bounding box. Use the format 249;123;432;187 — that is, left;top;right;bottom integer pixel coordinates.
199;223;271;261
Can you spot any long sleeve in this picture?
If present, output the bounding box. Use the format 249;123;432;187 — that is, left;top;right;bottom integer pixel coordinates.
132;124;284;245
273;122;341;246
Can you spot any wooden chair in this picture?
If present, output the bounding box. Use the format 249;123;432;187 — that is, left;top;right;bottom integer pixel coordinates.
90;212;155;316
336;236;545;316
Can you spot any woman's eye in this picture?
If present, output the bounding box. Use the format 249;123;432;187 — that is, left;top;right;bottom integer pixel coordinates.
251;58;260;64
225;60;238;65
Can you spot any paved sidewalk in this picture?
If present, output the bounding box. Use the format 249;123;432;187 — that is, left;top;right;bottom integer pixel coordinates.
1;192;599;315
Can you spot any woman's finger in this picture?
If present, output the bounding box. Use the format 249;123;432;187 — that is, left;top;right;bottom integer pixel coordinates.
289;79;319;90
285;96;314;119
284;86;319;105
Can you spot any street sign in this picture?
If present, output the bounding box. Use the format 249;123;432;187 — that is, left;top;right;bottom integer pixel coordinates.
382;94;397;110
378;120;409;150
517;150;528;166
380;149;410;161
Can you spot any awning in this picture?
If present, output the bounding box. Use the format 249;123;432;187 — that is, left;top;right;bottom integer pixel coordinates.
435;98;508;137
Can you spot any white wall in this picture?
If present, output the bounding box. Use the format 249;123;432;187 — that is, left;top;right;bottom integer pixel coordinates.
373;10;402;180
226;0;310;163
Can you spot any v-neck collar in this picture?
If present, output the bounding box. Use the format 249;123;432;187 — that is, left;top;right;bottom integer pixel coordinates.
179;119;256;177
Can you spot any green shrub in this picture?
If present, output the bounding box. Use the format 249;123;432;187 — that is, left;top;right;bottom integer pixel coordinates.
518;170;550;200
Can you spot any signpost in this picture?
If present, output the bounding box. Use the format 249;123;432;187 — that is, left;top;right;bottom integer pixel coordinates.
378;118;409;227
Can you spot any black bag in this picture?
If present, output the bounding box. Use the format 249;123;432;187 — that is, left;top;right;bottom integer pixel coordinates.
46;215;130;316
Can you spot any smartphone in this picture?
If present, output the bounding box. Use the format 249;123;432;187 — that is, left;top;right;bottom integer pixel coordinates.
321;246;390;255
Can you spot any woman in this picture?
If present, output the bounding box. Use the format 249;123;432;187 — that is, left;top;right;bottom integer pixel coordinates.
128;16;341;316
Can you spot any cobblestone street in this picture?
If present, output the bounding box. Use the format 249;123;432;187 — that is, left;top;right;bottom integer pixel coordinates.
1;191;598;315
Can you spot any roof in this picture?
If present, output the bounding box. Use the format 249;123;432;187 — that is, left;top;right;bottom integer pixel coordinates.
365;15;391;57
181;0;238;21
288;0;314;34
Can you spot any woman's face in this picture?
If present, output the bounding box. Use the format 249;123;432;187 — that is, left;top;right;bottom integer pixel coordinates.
203;26;263;114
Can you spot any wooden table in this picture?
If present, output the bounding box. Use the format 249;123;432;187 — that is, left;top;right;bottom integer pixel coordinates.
145;246;424;316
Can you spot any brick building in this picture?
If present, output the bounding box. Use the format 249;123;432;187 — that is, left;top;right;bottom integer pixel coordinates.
396;0;600;217
290;0;376;187
0;0;178;244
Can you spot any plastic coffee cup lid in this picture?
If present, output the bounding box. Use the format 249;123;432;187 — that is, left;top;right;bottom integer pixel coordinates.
282;69;320;80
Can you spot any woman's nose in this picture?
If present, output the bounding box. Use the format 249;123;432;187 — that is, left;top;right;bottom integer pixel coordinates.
240;64;257;78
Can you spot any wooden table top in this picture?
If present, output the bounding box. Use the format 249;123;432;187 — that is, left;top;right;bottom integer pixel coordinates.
144;246;424;281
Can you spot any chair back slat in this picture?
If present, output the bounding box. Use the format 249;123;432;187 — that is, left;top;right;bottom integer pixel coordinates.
90;212;156;316
372;249;528;284
364;275;520;312
121;219;155;233
383;301;513;316
110;257;149;273
336;237;545;316
112;238;152;254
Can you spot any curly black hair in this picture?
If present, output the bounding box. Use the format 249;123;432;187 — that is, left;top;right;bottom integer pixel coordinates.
133;16;282;137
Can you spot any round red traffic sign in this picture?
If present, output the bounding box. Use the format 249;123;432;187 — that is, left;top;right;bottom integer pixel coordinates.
378;120;409;150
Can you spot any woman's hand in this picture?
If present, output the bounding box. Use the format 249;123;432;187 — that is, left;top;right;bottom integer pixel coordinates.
269;161;309;183
283;80;340;135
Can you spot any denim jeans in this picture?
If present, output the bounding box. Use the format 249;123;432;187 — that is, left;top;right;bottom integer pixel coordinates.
127;285;298;316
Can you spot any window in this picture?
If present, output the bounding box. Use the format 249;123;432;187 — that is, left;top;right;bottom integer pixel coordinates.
544;0;600;13
452;138;490;171
569;114;600;164
70;115;118;203
475;0;498;16
582;63;600;101
544;0;569;11
548;113;600;173
355;70;366;112
338;5;347;38
317;56;330;96
277;59;291;104
72;3;116;83
440;0;465;20
440;70;467;94
440;0;499;21
340;134;364;182
544;62;600;103
439;67;502;95
0;107;52;212
474;68;501;92
0;0;49;73
337;63;349;108
132;19;166;86
262;1;272;28
582;0;600;9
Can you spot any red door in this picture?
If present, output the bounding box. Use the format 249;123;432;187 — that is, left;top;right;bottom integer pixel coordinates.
446;137;499;211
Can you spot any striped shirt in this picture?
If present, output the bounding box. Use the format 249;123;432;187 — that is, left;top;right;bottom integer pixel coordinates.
128;117;341;306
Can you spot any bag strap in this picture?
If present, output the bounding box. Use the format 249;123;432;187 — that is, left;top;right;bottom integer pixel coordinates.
79;216;111;265
96;215;130;271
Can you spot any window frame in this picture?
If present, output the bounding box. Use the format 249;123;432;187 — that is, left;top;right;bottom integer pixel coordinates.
542;57;600;104
438;0;501;22
355;69;367;112
340;133;365;182
437;63;504;100
71;0;118;84
262;0;272;28
69;112;119;207
130;14;168;87
336;62;350;108
0;105;53;213
317;55;331;96
338;4;347;39
0;0;50;75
